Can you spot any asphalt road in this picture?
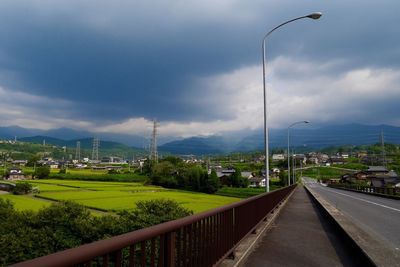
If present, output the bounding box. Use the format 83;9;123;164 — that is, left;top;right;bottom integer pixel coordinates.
303;177;400;251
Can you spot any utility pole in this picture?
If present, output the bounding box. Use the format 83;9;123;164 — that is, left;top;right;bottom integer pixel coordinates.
300;159;303;180
292;151;296;184
150;120;159;163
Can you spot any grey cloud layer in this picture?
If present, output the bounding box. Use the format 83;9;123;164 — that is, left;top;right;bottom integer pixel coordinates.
0;0;399;127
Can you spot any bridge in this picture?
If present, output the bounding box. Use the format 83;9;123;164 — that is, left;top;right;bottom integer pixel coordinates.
11;181;400;267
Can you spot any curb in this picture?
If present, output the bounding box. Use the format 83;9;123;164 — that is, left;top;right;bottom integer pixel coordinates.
305;185;400;267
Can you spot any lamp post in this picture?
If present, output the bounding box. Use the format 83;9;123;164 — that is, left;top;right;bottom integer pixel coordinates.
287;121;309;185
262;12;321;192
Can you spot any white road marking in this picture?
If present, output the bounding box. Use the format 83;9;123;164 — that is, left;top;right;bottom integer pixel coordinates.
318;186;400;213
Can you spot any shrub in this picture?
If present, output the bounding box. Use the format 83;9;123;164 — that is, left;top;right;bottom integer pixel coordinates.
34;166;50;179
12;182;33;195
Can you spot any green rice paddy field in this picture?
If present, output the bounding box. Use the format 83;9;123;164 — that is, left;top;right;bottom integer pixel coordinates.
0;180;240;214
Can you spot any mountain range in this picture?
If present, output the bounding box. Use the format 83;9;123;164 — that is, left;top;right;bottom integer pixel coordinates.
1;124;400;156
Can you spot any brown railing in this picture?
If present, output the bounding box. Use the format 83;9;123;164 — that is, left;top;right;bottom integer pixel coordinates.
328;184;399;197
11;185;296;267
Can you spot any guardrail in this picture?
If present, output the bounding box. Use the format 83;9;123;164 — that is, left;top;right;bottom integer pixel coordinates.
328;184;399;198
11;185;296;267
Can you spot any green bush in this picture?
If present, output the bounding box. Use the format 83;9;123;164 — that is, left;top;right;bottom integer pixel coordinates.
0;199;193;266
34;166;50;179
107;169;119;174
12;182;33;195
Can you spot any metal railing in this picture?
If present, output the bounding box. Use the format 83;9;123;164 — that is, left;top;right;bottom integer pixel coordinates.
328;184;399;197
11;185;296;267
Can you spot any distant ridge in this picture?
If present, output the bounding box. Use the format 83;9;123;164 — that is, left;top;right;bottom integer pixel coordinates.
160;124;400;155
19;136;143;152
0;126;149;147
2;124;400;155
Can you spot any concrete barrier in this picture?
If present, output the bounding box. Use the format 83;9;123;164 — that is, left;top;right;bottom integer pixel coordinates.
305;185;400;267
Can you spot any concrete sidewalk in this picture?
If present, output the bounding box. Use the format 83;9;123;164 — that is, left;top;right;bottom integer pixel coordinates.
241;186;365;267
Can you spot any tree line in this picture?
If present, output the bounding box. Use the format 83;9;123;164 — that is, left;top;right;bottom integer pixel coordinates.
144;156;249;193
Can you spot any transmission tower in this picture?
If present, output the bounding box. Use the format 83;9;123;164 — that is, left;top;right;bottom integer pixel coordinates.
92;137;100;161
150;120;159;162
75;141;81;162
380;131;386;167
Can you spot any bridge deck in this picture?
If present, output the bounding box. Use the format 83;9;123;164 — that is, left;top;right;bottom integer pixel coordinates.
241;186;365;267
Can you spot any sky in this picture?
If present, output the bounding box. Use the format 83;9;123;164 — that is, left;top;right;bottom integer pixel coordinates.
0;0;399;138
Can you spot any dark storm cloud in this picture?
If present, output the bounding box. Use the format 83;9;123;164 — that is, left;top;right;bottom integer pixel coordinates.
0;0;399;124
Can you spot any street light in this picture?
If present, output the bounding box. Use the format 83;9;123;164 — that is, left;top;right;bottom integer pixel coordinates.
287;121;309;185
262;12;322;192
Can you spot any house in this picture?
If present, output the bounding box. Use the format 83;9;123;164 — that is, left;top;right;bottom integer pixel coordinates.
329;156;345;165
49;163;60;169
216;169;236;184
366;166;388;176
342;167;398;188
6;167;26;181
308;157;318;164
293;154;307;165
272;154;285;161
241;172;254;179
318;153;330;163
248;177;263;187
216;169;235;178
101;156;124;164
370;172;400;187
341;153;349;159
367;168;398;187
357;151;368;158
341;172;368;183
272;168;280;174
11;160;28;166
105;166;123;171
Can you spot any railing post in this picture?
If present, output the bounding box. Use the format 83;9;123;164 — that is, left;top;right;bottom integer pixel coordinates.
165;232;176;267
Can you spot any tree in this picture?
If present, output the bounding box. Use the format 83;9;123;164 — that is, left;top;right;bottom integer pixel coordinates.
228;167;242;187
150;161;176;186
26;155;40;167
161;156;183;166
34;166;50;179
279;170;288;186
12;182;33;195
118;199;193;230
204;169;220;193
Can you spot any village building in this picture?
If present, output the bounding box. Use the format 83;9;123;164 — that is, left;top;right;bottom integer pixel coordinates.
5;167;26;181
248;176;264;187
272;154;285;161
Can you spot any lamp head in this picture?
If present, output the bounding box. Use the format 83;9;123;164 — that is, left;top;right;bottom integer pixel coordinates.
307;12;322;20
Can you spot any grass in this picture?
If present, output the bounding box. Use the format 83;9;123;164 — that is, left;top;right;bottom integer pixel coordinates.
216;187;266;198
331;163;367;170
48;173;148;182
301;166;351;181
0;193;51;211
216;184;282;198
1;180;240;214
